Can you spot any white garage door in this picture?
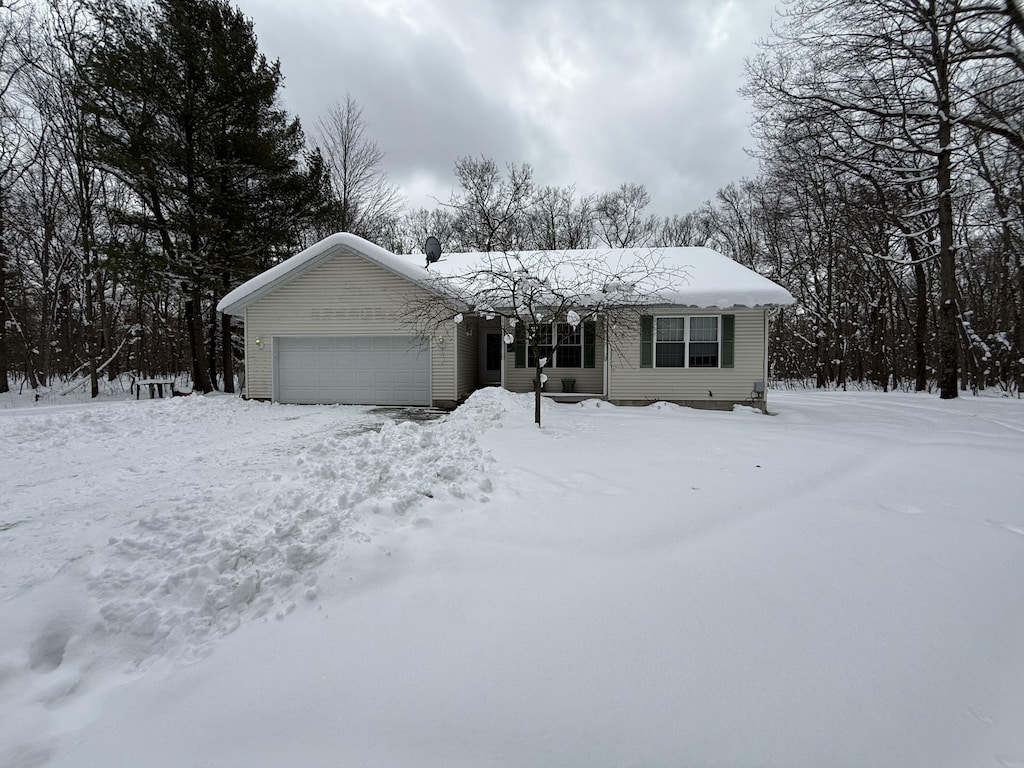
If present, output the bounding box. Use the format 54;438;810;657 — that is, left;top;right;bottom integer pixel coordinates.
274;336;431;405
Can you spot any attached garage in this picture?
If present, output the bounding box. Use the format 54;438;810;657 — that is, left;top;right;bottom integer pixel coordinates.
274;335;431;405
217;234;466;408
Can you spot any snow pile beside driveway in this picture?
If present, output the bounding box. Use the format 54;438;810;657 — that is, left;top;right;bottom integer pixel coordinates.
1;393;504;766
83;396;499;663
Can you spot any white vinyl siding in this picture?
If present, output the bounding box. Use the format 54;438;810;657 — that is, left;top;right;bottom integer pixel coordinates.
242;245;454;403
609;308;766;403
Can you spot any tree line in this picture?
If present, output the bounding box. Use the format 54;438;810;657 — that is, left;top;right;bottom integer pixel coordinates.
1;0;1020;399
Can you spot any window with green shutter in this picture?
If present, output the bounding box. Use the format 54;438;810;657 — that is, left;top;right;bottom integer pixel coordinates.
640;315;653;368
645;315;730;368
514;324;526;368
722;314;735;368
583;321;596;369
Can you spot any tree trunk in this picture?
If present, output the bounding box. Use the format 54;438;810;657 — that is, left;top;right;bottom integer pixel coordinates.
0;210;9;394
534;364;542;426
907;241;929;392
1018;257;1024;397
931;1;959;400
186;287;214;393
207;298;219;390
100;270;116;382
82;247;99;398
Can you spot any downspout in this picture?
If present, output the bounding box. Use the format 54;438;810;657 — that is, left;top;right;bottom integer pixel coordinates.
242;307;249;399
452;319;458;403
762;308;774;413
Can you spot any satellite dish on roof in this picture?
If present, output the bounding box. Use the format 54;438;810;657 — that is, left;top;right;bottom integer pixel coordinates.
424;236;442;267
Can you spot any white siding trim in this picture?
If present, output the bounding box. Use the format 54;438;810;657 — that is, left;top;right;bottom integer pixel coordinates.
603;316;610;396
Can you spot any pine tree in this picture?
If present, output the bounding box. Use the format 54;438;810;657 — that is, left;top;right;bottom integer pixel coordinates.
80;0;324;392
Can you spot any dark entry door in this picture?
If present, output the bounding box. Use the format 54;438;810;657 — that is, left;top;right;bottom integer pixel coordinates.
483;332;502;384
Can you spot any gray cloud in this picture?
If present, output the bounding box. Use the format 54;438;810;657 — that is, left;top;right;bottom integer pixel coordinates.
234;0;777;217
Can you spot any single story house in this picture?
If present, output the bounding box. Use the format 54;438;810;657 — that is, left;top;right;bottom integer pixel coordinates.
217;233;795;411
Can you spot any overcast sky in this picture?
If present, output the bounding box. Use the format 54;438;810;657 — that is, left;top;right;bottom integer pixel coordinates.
232;0;779;218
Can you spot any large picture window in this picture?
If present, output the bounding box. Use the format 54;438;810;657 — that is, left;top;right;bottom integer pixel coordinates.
528;322;582;368
654;316;719;368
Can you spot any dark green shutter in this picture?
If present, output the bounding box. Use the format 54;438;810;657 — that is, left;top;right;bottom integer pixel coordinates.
583;321;596;369
721;314;735;368
640;315;653;368
514;324;526;368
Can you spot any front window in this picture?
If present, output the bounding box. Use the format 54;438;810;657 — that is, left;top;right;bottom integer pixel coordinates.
688;316;719;367
655;317;686;367
556;323;582;367
655;316;719;368
528;324;552;368
528;322;582;368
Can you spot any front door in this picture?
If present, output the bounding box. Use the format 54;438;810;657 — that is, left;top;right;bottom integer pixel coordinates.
482;332;502;385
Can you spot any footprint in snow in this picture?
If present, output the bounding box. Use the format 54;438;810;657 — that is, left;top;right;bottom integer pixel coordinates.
28;624;72;672
996;755;1024;768
967;706;993;725
879;502;925;516
985;520;1024;537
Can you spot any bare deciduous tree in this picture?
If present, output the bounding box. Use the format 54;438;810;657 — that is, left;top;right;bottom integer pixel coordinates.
447;155;535;252
404;248;687;426
0;0;42;394
594;182;658;248
745;0;993;399
524;185;595;250
314;94;403;242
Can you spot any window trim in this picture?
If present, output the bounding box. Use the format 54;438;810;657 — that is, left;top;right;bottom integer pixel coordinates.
653;315;721;369
527;321;583;369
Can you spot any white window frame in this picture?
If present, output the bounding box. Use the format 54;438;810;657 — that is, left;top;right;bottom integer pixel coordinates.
528;322;583;369
654;315;721;369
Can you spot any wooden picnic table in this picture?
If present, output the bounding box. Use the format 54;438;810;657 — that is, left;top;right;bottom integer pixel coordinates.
135;378;176;399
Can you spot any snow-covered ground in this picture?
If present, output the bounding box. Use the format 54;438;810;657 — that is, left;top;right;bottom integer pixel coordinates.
1;388;1023;767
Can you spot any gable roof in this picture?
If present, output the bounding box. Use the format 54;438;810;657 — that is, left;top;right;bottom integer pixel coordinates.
217;233;437;316
217;234;795;317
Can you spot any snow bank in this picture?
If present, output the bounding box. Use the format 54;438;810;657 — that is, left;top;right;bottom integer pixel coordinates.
86;405;496;663
1;387;542;678
5;389;1024;768
448;386;551;426
1;393;508;765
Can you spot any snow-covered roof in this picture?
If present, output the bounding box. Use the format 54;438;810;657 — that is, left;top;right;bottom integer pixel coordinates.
217;233;437;316
420;247;795;309
218;235;794;316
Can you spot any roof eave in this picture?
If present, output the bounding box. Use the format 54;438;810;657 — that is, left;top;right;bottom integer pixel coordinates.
217;233;454;317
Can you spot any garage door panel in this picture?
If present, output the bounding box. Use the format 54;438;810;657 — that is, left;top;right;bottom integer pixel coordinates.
317;370;340;386
275;335;430;405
